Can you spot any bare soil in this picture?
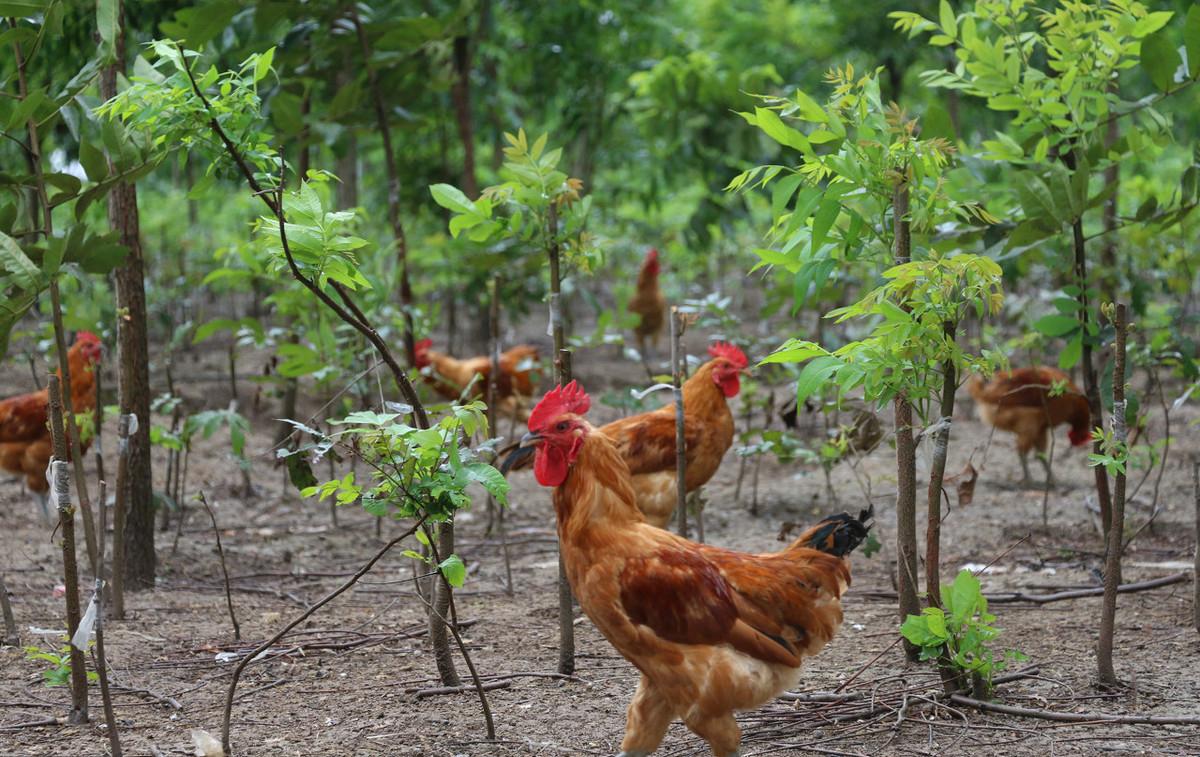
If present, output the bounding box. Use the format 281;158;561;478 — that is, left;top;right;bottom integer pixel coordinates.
1;343;1198;757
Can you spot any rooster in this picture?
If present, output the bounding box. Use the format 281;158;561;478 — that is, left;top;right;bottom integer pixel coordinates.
522;380;870;756
413;338;540;418
0;332;102;512
502;342;749;527
968;366;1091;487
628;248;665;370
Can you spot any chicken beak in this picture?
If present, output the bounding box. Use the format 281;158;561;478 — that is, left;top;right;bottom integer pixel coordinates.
519;431;544;448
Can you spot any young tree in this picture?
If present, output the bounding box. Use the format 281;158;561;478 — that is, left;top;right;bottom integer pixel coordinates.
731;68;1000;650
99;0;156;590
894;0;1200;545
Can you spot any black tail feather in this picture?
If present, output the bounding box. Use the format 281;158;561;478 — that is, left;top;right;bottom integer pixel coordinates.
797;504;874;557
498;442;536;476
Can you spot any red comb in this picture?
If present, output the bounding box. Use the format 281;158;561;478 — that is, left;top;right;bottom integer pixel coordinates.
646;248;658;261
529;380;591;430
415;338;432;352
708;342;747;368
77;331;100;344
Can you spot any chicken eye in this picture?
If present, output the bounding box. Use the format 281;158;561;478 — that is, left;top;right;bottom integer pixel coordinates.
555;421;569;431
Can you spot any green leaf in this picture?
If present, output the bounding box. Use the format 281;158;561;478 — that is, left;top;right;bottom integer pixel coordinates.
429;183;476;215
465;463;509;507
1141;30;1181;93
938;0;956;37
0;230;41;289
78;140;108;183
947;570;981;626
0;2;48;18
1059;332;1083;370
753;107;812;154
1132;11;1174;38
438;554;467;588
253;47;275;83
759;339;826;366
1185;5;1200;78
1033;314;1079;337
795;355;842;404
810;196;840;255
97;0;118;51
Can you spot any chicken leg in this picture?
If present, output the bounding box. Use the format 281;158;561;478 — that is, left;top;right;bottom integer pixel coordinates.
618;675;674;757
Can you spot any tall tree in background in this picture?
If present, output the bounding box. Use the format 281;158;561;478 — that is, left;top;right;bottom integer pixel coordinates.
99;0;155;588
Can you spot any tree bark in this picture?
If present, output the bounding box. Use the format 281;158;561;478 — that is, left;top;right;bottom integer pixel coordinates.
924;323;957;609
102;9;156;589
48;380;88;724
429;521;461;686
1193;459;1199;635
1098;304;1128;685
670;307;687;538
892;176;920;661
548;204;576;675
450;34;477;199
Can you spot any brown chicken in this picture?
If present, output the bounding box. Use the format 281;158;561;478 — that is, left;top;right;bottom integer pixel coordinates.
628;248;665;366
968;366;1091;487
521;380;870;756
0;332;102;504
414;338;540;418
503;342;749;527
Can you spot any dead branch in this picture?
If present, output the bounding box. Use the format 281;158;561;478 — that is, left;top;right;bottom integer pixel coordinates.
198;492;240;641
948;694;1200;725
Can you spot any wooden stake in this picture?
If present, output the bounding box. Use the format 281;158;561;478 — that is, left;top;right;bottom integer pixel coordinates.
0;573;17;647
488;278;515;596
111;414;133;620
892;172;921;662
1193;459;1199;636
670;307;688;538
93;479;121;756
1098;303;1128;686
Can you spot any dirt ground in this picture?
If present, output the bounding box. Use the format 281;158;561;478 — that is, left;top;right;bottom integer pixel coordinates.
1;340;1198;757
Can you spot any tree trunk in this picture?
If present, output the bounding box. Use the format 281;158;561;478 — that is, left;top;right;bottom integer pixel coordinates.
1073;216;1113;541
548;205;576;676
48;380;88;724
1192;459;1199;636
892;176;921;661
1098;304;1128;686
352;8;417;366
451;34;477;199
925;325;957;609
102;15;156;589
429;522;461;686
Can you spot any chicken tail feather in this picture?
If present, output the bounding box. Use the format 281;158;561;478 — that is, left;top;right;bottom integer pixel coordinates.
794;504;874;557
498;442;536;476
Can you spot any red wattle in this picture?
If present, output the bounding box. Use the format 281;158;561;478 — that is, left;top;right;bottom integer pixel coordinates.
534;446;568;487
720;374;741;398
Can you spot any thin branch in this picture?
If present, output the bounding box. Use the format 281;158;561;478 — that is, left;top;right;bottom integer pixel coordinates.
220;519;424;755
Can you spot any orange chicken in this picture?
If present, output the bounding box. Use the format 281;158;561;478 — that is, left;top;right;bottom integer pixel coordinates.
628;248;665;366
503;342;749;527
414;338;540;417
522;380;870;756
968;366;1091;487
0;332;102;505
